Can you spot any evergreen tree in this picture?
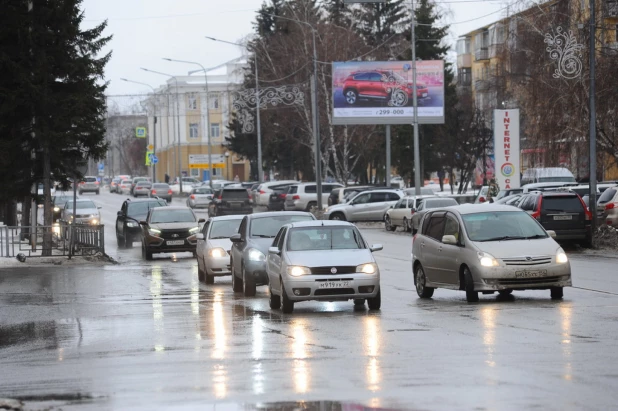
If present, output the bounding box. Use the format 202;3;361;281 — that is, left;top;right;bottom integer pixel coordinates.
354;0;409;56
323;0;352;27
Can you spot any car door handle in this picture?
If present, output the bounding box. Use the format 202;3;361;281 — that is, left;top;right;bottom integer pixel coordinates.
438;246;443;252
420;242;425;247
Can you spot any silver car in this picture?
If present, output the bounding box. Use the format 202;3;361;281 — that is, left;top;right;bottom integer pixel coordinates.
323;189;403;222
186;187;214;209
411;204;572;302
195;215;244;284
62;199;102;225
133;181;152;197
266;220;383;313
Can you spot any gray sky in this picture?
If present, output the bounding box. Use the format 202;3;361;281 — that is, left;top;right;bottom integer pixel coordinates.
81;0;514;96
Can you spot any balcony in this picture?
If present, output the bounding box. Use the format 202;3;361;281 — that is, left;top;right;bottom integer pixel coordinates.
475;79;490;91
606;0;618;17
475;48;489;61
457;53;472;68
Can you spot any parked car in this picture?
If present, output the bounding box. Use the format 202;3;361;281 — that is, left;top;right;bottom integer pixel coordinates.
597;185;618;228
78;176;100;195
339;186;388;205
267;186;291;211
492;194;524;206
209;187;253;217
474;186;489;204
266;220;383;313
130;177;151;196
324;189;403;222
230;212;316;296
52;193;77;222
110;177;122;193
521;167;576;185
254;180;298;206
521;182;578;193
284;182;343;212
62;199;101;225
342;70;429;107
517;191;591;246
411;197;459;233
140;206;205;260
149;183;173;203
385;195;436;232
402;187;436;196
411;204;572;302
133;181;152;197
551;185;600;199
494;188;524;200
195;215;244;284
116;198;168;248
187;187;214;209
118;179;132;195
328;186;371;206
170;177;201;195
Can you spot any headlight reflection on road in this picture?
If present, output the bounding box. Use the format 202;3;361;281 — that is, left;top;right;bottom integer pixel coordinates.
150;266;165;353
481;306;496;368
213;363;227;399
291;319;310;394
211;291;226;360
560;303;573;381
363;316;381;392
191;272;201;351
252;314;265;394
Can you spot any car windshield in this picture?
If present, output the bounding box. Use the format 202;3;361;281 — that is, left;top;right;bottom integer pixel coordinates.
127;201;165;217
150;209;195;224
250;215;314;238
194;188;213;194
209;219;242;239
65;201;96;209
54;196;73;205
152;184;169;189
287;226;365;251
222;189;248;200
462;211;548;242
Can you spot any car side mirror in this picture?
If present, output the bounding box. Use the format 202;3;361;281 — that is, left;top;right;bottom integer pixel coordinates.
230;234;242;243
198;218;206;223
442;235;457;245
196;233;204;240
97;206;102;209
546;230;557;239
117;211;123;217
268;246;281;255
139;221;147;226
370;244;383;252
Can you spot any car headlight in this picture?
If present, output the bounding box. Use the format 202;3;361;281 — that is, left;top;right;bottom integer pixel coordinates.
287;266;311;276
53;207;60;212
209;247;226;258
477;252;499;267
126;221;138;228
247;248;266;262
90;219;99;225
356;263;378;274
148;228;161;236
556;248;568;264
189;227;199;234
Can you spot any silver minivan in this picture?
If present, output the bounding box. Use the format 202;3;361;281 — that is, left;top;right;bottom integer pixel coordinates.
411;204;572;302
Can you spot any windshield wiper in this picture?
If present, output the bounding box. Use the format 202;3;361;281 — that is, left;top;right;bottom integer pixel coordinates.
479;236;526;242
210;236;230;239
252;234;275;238
524;234;547;239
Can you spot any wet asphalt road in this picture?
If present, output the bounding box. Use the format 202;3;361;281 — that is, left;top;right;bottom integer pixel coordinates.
2;191;618;410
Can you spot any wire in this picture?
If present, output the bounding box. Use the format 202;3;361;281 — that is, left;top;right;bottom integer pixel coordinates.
259;62;312;83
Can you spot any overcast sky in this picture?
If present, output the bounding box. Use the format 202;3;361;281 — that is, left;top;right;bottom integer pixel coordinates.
81;0;514;96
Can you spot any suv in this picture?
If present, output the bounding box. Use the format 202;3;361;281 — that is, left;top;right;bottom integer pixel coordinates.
517;191;591;246
385;195;436;232
255;180;298;206
209;187;253;216
342;70;429;107
284;183;343;211
596;185;618;228
140;206;205;260
116;198;168;248
324;189;402;222
79;176;100;195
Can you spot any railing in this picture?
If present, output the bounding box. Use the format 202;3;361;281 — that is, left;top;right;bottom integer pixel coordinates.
475;48;489;61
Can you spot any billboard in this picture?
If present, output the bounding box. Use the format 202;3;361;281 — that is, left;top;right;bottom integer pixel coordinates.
493;109;520;190
332;60;445;125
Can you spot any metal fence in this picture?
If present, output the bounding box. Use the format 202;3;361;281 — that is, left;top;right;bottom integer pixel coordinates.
0;223;105;258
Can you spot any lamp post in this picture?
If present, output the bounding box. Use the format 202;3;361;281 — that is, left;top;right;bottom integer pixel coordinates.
225;151;230;180
411;0;422;196
140;68;183;194
163;58;213;189
120;78;159;182
205;36;264;185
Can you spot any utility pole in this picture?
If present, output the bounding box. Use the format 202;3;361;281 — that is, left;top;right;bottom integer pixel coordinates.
411;0;422;196
588;0;598;236
386;125;391;188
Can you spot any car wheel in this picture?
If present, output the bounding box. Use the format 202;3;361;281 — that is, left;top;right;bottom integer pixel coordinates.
231;260;243;292
197;258;205;282
344;89;358;105
243;264;256;297
390;89;407;107
142;242;153;261
464;266;479;302
205;272;215;285
124;230;133;249
96;190;100;195
498;289;513;297
281;283;294;313
305;201;317;212
353;299;365;307
330;212;346;221
404;218;412;233
269;284;281;310
116;232;125;248
367;288;381;310
550;287;564;300
385;216;396;232
415;264;435;298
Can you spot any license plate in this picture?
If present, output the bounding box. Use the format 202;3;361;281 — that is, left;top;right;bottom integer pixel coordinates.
515;269;548;278
422;93;428;97
318;281;350;289
166;240;184;246
553;215;573;220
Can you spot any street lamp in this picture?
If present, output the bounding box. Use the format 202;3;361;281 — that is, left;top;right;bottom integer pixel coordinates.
225;151;230;180
163;58;213;189
120;78;159;182
140;67;183;194
205;36;264;185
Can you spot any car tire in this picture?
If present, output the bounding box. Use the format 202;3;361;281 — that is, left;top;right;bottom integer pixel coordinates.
367;288;381;310
389;89;407;107
550;287;564;300
281;284;294;313
498;289;513;297
116;233;125;248
330;212;346;221
96;190;100;195
142;242;153;261
305;201;317;212
385;216;396;232
344;89;358;105
269;285;281;310
231;261;243;292
464;267;479;302
124;230;133;248
205;272;214;284
415;264;435;298
243;264;257;297
197;258;205;282
353;299;365;307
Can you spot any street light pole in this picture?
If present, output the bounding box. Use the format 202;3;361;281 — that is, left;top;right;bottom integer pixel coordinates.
588;0;598;236
163;58;213;189
120;78;158;182
411;0;421;196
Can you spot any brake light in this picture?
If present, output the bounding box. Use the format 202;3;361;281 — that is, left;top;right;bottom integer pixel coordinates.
95;181;100;185
190;195;195;199
293;195;300;200
531;211;541;220
479;197;486;203
576;194;592;220
606;203;616;210
152;190;157;194
259;190;265;194
410;209;416;215
168;189;172;195
80;181;85;185
279;194;287;199
248;194;252;200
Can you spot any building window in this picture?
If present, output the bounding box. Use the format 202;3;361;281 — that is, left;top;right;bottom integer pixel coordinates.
190;168;200;177
210;123;220;139
189;123;199;139
209;94;219;109
458;68;471;86
615;24;618;42
187;93;197;110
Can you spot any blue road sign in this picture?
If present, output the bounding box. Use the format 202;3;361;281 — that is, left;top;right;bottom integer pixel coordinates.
151;155;158;164
98;163;104;171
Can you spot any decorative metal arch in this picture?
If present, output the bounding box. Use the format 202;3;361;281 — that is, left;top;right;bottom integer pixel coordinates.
544;26;584;80
232;85;305;133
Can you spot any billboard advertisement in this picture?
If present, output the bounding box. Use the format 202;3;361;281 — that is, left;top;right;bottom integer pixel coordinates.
332;60;445;125
493;109;520;190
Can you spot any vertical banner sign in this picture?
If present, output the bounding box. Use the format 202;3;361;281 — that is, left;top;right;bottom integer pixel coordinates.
493;109;520;189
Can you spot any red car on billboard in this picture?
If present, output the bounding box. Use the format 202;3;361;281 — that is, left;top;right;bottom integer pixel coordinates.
341;70;429;107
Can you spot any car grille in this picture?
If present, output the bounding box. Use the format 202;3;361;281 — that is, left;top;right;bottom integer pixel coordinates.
76;214;91;219
501;256;552;266
314;288;355;296
310;266;356;275
160;229;191;240
496;276;563;286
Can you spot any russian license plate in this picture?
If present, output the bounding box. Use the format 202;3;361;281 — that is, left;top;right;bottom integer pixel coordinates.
166;240;184;246
554;215;573;220
422;93;428;97
318;281;350;289
515;269;548;279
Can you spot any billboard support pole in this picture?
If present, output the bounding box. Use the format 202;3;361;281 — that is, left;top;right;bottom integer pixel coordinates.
411;0;421;196
588;0;597;237
386;125;391;188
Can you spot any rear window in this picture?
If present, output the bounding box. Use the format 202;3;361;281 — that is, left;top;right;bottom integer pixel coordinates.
541;196;584;213
288;186;298;194
84;177;97;182
194;188;213;194
425;199;458;208
136;182;151;187
598;188;617;204
153;184;169;189
222;189;249;200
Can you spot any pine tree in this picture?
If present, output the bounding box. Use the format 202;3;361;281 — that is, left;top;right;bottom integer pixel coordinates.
355;0;409;57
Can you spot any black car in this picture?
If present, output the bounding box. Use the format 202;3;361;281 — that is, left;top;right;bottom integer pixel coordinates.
141;206;205;260
517;191;592;246
52;193;77;222
209;187;253;217
267;185;294;211
116;198;168;248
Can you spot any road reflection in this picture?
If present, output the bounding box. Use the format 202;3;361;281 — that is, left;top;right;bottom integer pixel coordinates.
211;289;228;399
560;303;573;381
481;306;496;368
363;316;381;392
150;266;165;352
291;319;310;394
252;314;265;395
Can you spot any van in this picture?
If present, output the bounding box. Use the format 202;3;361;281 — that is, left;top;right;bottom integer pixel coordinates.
521;167;576;185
